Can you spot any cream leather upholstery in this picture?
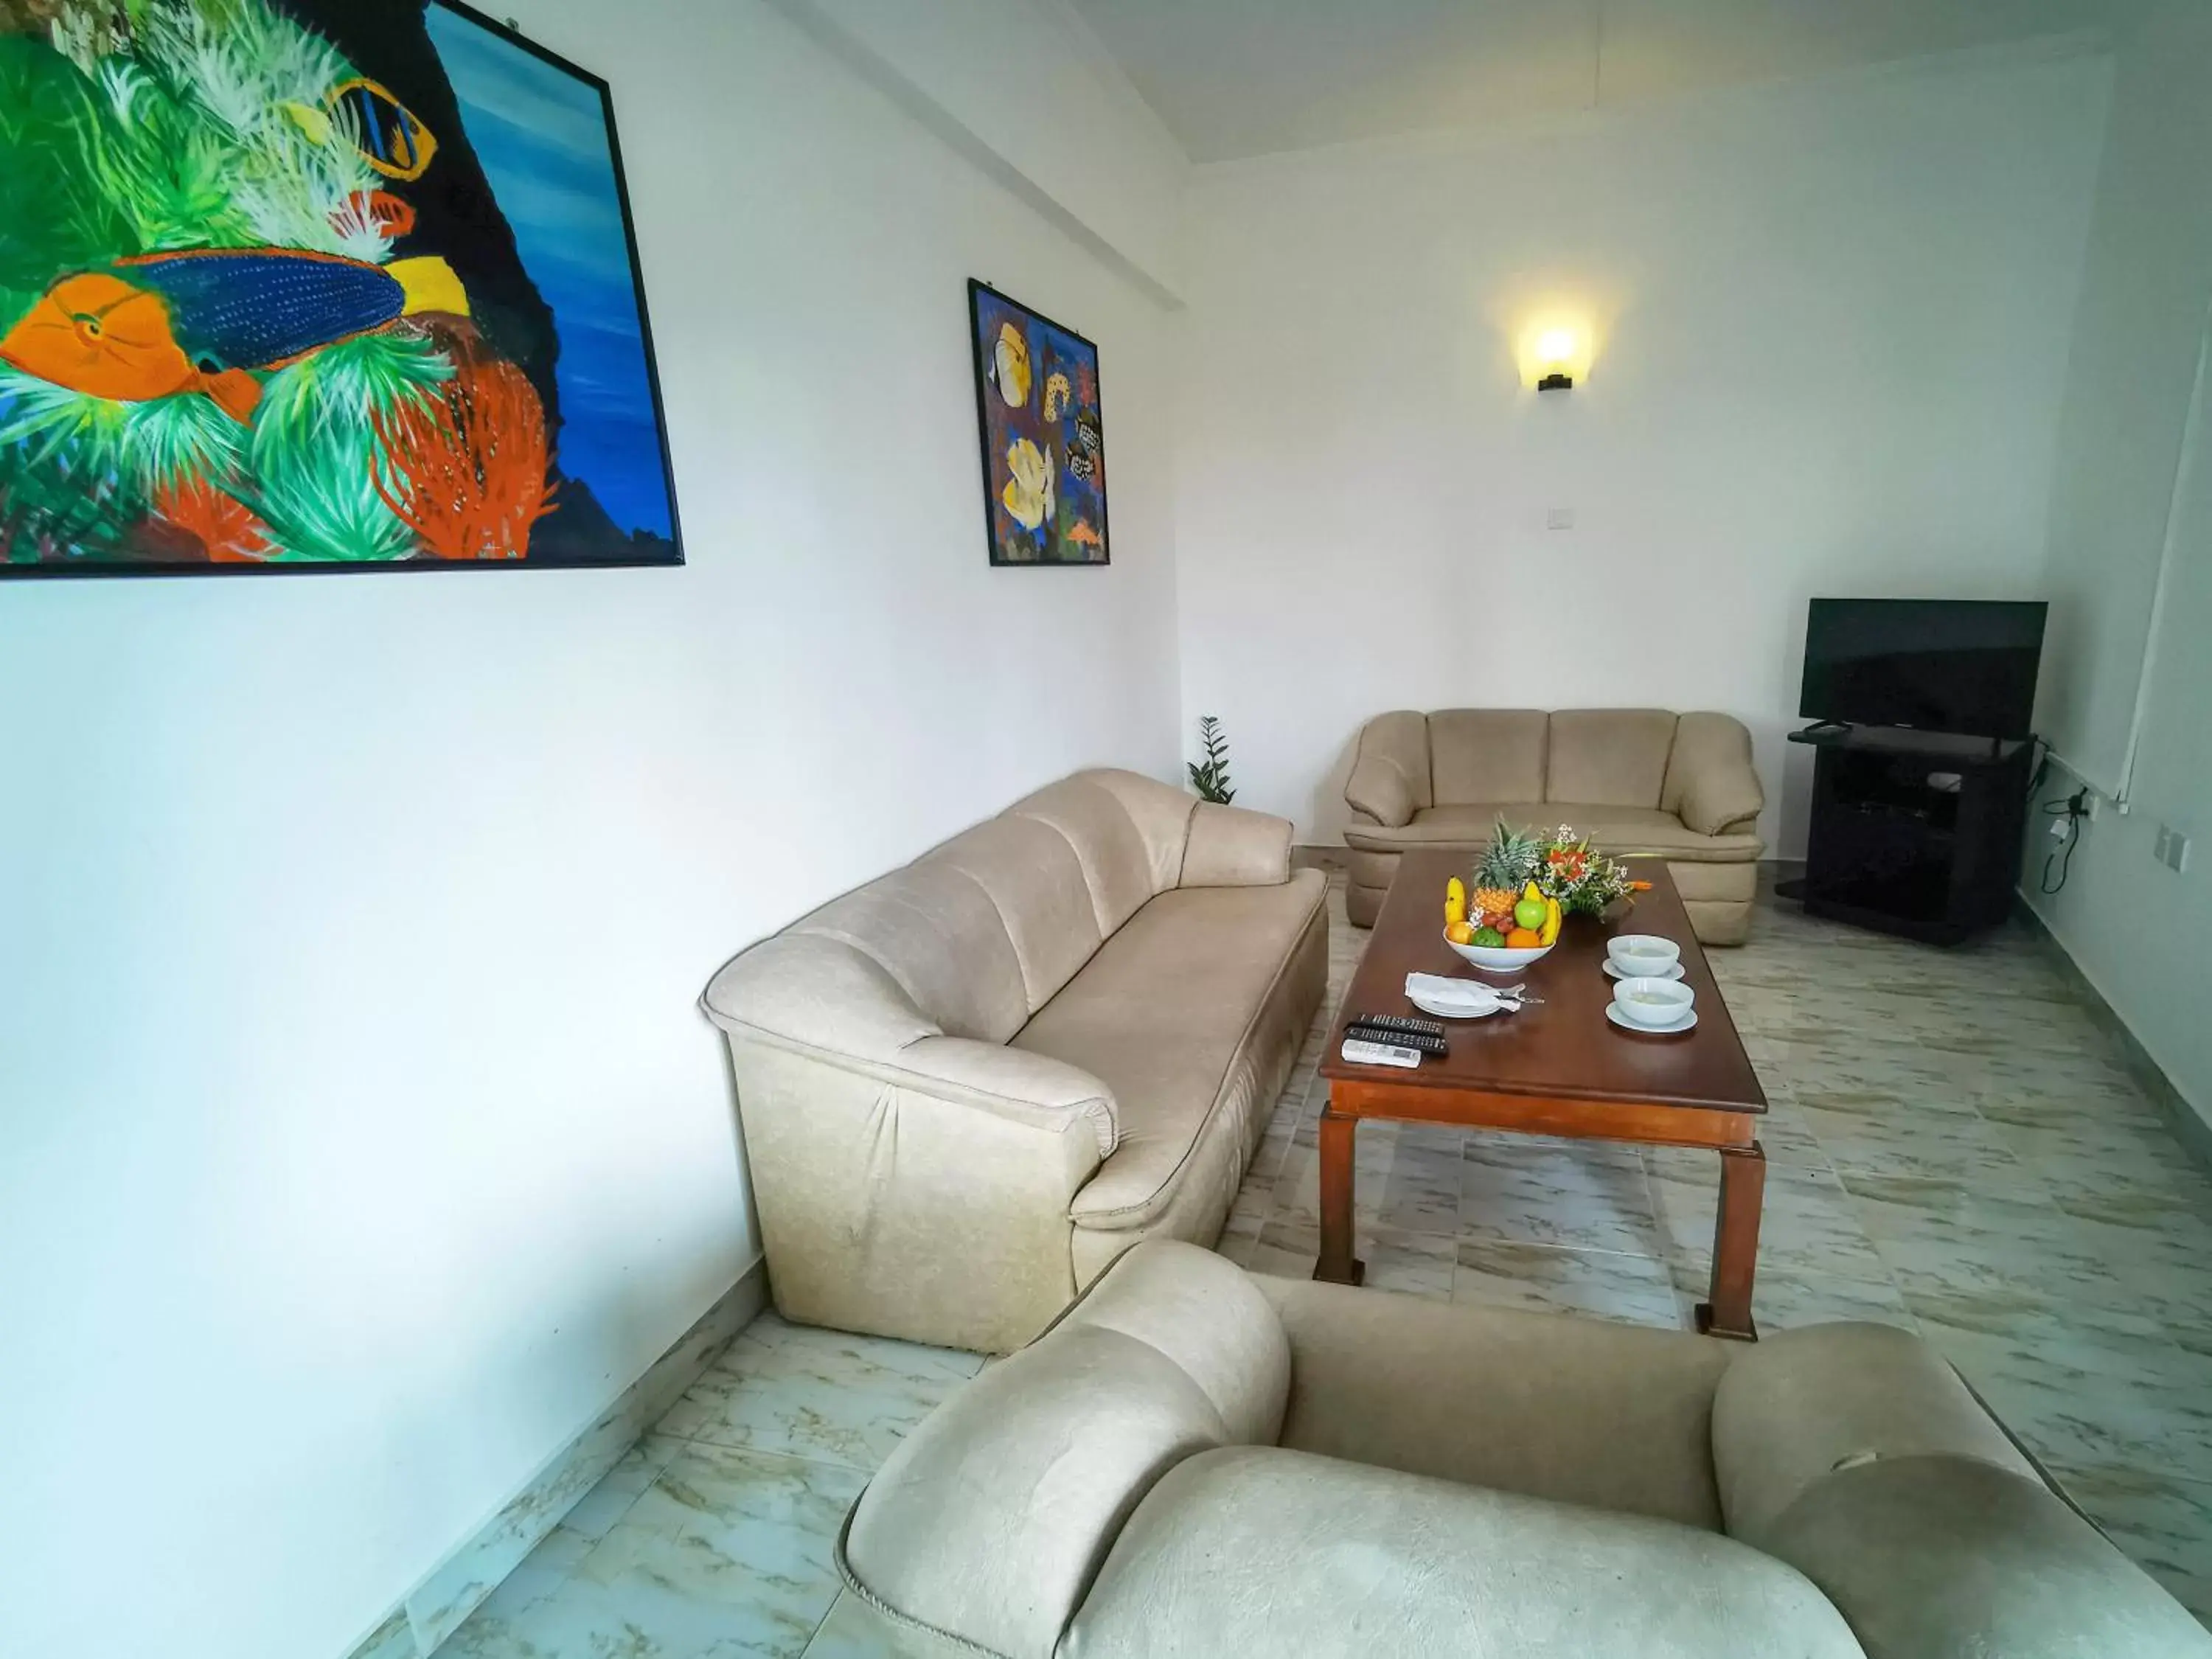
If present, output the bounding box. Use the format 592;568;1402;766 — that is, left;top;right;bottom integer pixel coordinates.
835;1242;2212;1659
1343;708;1766;942
702;772;1326;1353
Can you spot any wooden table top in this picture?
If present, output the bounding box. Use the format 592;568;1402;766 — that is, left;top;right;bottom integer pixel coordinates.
1320;850;1767;1116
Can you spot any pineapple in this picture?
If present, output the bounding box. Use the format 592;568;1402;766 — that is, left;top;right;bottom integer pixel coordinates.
1471;818;1541;925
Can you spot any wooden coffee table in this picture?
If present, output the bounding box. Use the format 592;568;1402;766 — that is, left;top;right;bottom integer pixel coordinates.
1316;850;1768;1339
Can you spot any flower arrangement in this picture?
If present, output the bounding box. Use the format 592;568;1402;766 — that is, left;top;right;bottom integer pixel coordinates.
1531;825;1643;917
1466;818;1644;937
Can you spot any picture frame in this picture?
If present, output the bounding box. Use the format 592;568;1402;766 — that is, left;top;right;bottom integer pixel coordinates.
0;0;681;577
967;279;1109;567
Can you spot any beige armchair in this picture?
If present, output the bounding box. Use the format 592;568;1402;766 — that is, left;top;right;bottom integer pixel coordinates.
1344;708;1766;942
830;1242;2211;1658
701;771;1326;1354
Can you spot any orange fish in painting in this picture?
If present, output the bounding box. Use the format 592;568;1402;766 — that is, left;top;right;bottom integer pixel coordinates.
0;272;263;420
1065;519;1103;547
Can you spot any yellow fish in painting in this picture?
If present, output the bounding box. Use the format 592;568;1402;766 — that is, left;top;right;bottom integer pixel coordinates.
283;78;439;181
987;321;1031;408
1001;437;1054;529
1043;372;1071;422
0;249;470;424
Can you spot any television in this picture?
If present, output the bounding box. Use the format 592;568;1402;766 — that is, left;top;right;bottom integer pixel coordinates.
1798;599;2046;740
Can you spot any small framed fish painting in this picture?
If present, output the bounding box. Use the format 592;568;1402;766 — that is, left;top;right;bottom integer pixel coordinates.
0;0;681;576
968;280;1107;566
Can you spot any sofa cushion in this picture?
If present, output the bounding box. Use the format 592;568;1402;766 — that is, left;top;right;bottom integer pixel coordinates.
1430;709;1547;804
1062;1445;1866;1659
1547;709;1680;807
1007;773;1163;936
1020;872;1328;1233
1254;1275;1734;1531
1343;803;1763;862
924;814;1107;1014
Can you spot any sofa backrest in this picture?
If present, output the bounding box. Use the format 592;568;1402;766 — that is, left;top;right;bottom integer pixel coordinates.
841;1242;1290;1659
704;770;1200;1057
1421;709;1689;810
1429;709;1547;804
1545;709;1680;807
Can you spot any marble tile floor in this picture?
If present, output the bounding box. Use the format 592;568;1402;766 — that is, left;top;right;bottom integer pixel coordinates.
450;877;2212;1652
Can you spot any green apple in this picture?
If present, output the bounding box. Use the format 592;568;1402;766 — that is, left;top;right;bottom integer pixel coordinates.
1513;896;1548;931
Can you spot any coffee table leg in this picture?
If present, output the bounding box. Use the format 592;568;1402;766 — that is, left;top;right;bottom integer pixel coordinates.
1314;1101;1366;1286
1695;1140;1764;1340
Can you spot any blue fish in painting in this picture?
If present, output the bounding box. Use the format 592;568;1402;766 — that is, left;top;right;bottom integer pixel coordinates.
0;248;469;425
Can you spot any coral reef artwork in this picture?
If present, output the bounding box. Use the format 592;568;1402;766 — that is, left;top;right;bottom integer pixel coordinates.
0;0;680;575
968;280;1107;566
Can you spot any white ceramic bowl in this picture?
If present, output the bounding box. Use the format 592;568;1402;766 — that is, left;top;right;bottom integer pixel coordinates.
1607;933;1681;976
1611;975;1695;1027
1444;931;1554;973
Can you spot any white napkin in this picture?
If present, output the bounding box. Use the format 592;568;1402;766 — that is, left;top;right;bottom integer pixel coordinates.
1405;973;1512;1015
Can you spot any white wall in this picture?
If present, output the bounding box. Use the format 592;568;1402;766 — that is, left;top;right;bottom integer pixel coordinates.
1172;49;2111;852
2033;3;2212;790
2026;0;2212;1126
782;0;1190;300
0;3;1181;1655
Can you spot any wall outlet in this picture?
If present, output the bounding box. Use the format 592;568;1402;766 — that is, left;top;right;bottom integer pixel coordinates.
2155;825;2191;873
1545;507;1574;531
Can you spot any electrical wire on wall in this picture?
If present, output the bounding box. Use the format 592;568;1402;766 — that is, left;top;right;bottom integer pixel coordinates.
2039;787;2088;894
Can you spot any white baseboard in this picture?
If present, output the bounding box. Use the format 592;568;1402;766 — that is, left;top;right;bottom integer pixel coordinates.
344;1255;770;1659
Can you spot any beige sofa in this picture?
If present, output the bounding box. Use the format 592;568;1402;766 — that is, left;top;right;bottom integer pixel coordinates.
833;1242;2211;1658
1344;708;1766;943
701;771;1326;1354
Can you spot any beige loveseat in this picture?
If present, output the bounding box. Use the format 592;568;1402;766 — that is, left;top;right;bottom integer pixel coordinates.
1344;707;1767;943
833;1242;2210;1658
701;771;1326;1354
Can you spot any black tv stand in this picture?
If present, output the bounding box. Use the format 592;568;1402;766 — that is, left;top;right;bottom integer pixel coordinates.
1778;724;2030;945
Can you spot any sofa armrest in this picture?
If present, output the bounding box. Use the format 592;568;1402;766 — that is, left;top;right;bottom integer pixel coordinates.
894;1035;1119;1158
1344;751;1415;828
1064;1445;1863;1658
1664;712;1764;836
1179;801;1292;887
1344;711;1428;827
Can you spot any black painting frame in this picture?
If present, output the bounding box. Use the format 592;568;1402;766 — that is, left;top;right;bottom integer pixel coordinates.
967;278;1110;570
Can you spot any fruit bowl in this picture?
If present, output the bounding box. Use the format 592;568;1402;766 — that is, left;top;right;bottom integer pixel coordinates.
1444;930;1554;973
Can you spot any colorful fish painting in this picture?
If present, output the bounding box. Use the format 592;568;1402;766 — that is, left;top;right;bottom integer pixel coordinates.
0;0;679;574
967;280;1109;566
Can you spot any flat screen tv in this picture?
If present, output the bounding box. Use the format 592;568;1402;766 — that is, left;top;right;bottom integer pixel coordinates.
1799;598;2046;740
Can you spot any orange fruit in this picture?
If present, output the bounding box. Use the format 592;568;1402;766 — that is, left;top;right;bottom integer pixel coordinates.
1504;927;1542;948
1445;919;1473;945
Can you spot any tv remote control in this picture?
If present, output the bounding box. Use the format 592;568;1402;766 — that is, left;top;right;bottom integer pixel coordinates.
1352;1012;1447;1038
1340;1037;1422;1069
1346;1023;1447;1055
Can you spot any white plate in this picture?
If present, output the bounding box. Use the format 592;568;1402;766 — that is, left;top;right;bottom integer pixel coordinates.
1408;988;1508;1020
1607;1002;1697;1035
1603;959;1685;982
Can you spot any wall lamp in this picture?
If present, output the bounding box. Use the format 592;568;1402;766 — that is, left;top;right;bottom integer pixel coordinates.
1534;327;1579;392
